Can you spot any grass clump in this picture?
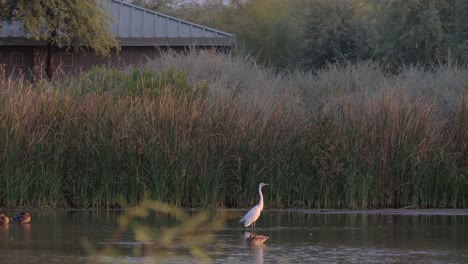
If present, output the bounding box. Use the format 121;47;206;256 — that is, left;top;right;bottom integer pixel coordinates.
0;51;466;209
84;199;224;263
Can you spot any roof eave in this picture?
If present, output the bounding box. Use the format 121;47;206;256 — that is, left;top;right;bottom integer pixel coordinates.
0;37;236;48
118;37;236;47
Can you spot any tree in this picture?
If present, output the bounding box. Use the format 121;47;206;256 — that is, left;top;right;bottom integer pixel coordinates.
129;0;192;14
216;0;303;68
128;0;226;28
451;0;468;63
299;0;372;69
373;0;447;65
1;0;119;79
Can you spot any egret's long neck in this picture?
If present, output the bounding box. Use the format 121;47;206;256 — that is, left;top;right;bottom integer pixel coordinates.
258;186;264;209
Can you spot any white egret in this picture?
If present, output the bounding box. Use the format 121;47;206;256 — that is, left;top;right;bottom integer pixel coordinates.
240;182;268;233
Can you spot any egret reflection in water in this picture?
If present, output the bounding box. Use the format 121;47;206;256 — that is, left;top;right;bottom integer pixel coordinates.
243;232;267;264
244;231;269;246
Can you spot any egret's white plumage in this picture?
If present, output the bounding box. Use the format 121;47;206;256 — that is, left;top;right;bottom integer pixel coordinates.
240;183;268;233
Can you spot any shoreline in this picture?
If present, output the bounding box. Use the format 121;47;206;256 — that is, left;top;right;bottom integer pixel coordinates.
2;207;468;216
266;208;468;216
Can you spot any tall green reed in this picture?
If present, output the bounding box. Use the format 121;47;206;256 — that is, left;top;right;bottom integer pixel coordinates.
0;51;466;208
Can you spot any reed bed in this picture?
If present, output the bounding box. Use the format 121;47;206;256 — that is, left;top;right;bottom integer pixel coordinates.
0;51;466;208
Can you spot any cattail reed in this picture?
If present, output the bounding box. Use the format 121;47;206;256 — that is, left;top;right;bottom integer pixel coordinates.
0;52;466;208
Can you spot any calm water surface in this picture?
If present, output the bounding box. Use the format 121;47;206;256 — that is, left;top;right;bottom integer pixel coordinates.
0;209;467;263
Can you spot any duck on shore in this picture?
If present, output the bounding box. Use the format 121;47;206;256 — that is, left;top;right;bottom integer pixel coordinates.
12;212;31;224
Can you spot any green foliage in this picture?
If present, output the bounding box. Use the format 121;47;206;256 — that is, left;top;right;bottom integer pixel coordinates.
224;0;302;68
373;0;446;64
1;0;119;55
299;0;372;68
5;0;455;69
84;199;224;262
451;0;468;63
69;67;207;100
160;0;303;68
130;0;192;14
150;0;468;68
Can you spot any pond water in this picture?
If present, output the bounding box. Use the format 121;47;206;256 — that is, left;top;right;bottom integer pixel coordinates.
0;209;467;263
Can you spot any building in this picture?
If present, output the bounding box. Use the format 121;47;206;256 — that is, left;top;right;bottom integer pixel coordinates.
0;0;236;80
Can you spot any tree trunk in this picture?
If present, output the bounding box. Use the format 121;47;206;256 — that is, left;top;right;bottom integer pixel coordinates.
46;42;55;80
32;46;47;82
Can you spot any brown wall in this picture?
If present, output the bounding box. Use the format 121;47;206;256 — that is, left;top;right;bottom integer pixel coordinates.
0;46;175;80
0;46;34;80
55;46;169;73
0;45;226;81
52;46;167;77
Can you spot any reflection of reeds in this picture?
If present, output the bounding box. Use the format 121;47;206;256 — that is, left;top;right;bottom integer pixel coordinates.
84;199;224;263
0;52;466;209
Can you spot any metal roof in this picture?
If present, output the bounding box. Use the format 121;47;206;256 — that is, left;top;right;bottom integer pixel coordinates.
0;0;236;47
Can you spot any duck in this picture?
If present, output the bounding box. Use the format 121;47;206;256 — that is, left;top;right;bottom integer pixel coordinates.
12;212;31;224
0;213;9;225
